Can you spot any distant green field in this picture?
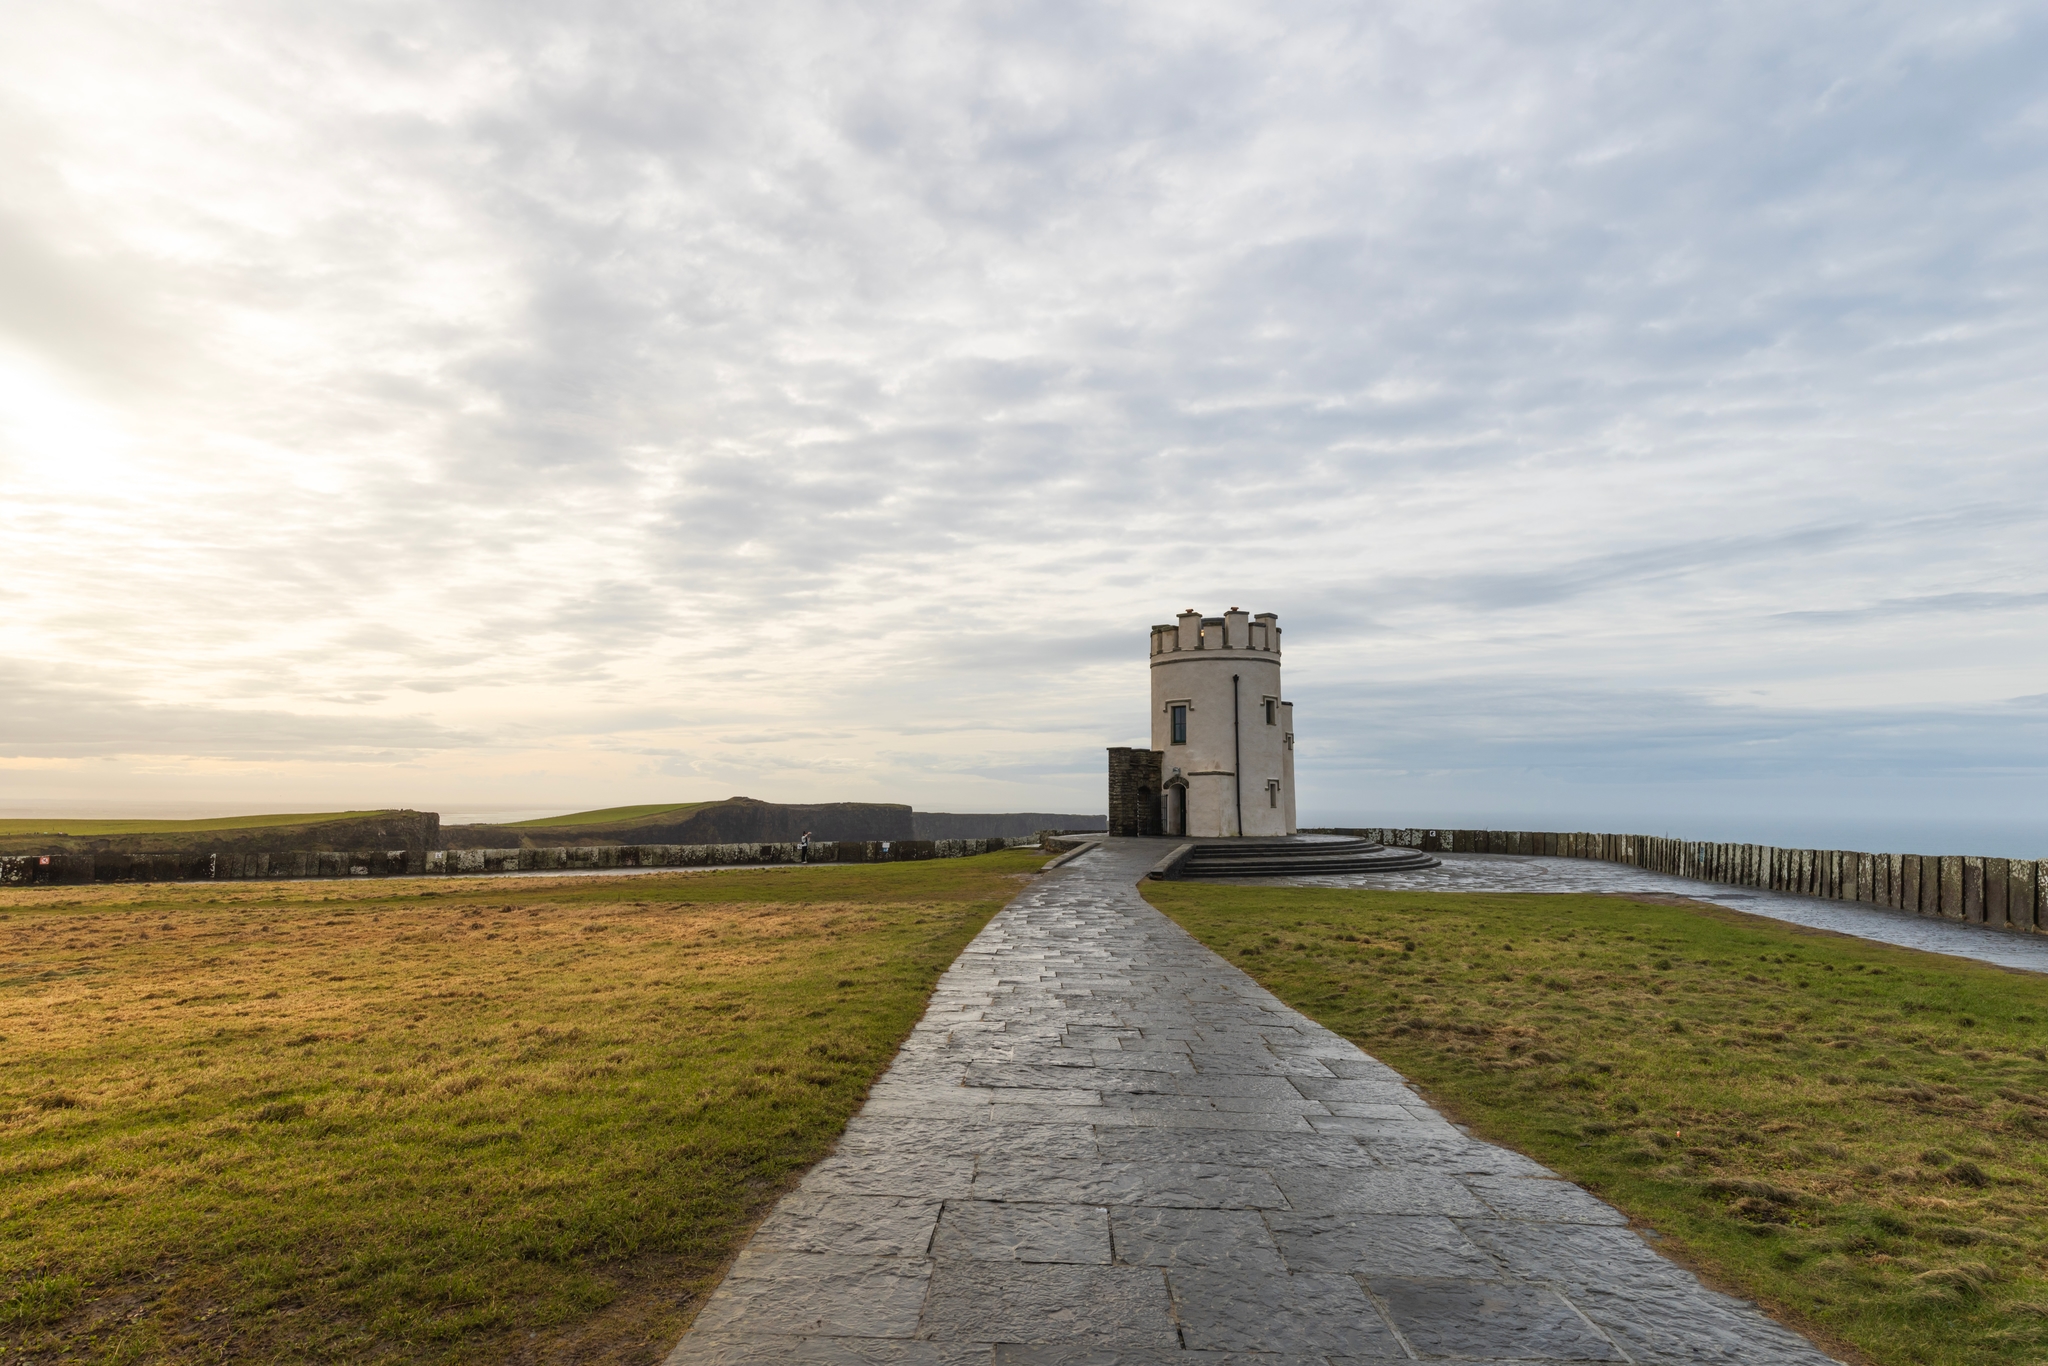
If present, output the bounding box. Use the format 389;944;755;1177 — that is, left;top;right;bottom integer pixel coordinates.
0;811;392;837
503;802;720;828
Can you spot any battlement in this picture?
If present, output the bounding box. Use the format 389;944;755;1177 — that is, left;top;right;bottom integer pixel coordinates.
1149;607;1281;657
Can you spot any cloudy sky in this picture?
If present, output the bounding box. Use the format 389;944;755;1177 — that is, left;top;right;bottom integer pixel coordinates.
3;1;2044;849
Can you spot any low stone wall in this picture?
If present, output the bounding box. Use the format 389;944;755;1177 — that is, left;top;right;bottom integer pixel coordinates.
1308;828;2047;936
0;837;1025;887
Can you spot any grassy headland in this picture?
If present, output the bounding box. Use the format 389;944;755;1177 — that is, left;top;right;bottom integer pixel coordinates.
0;851;1041;1363
503;804;719;829
1146;883;2048;1366
0;813;393;838
0;811;439;858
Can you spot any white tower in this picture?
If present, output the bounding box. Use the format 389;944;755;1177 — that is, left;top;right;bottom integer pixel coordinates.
1148;608;1296;837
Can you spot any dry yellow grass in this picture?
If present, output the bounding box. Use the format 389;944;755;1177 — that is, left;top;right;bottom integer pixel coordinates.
1;853;1041;1363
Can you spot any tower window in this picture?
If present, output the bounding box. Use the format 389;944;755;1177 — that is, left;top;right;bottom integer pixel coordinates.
1267;779;1281;807
1264;699;1276;725
1170;704;1187;745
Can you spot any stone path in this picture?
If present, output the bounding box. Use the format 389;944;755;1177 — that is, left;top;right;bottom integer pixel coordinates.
665;839;1841;1365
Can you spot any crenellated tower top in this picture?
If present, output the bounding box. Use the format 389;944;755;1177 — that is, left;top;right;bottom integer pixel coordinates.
1149;607;1281;657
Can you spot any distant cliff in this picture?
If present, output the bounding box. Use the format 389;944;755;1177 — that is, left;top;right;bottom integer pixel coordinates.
442;797;915;849
0;810;440;857
911;812;1106;839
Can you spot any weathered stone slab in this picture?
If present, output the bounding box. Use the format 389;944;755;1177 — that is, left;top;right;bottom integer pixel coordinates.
1168;1268;1403;1355
931;1201;1111;1264
1265;1211;1502;1278
1461;1176;1630;1225
1093;1128;1374;1169
1456;1220;1696;1291
1568;1281;1839;1364
2013;860;2040;932
1356;1136;1556;1177
970;1158;1287;1209
689;1254;932;1339
669;1334;991;1365
1941;855;1964;919
836;1119;1098;1162
1108;1205;1287;1272
1367;1276;1621;1360
917;1263;1177;1347
749;1194;943;1258
804;1151;976;1199
1269;1165;1490;1216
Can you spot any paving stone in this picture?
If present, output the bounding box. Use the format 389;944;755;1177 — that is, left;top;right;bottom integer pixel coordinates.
1094;1128;1374;1169
991;1349;1326;1366
805;1151;976;1199
963;1064;1160;1092
1316;1102;1421;1120
1183;1049;1336;1078
989;1087;1104;1107
1265;1212;1503;1278
668;1335;990;1365
1566;1282;1840;1364
1321;1057;1411;1082
663;839;1839;1366
1458;1220;1697;1291
1095;1108;1317;1133
1461;1176;1630;1226
1042;1046;1195;1074
1108;1205;1287;1272
1290;1077;1423;1104
918;1263;1177;1347
1174;1072;1314;1098
838;1119;1098;1162
1269;1165;1490;1217
749;1193;942;1258
1367;1276;1622;1360
932;1201;1111;1263
965;1102;1122;1126
1357;1137;1555;1178
864;1099;1001;1123
971;1158;1287;1208
1168;1268;1403;1355
1097;1091;1216;1111
689;1255;932;1338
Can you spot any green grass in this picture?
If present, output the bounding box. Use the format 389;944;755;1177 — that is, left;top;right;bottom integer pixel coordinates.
503;803;721;829
0;850;1042;1364
0;811;394;837
1146;883;2048;1366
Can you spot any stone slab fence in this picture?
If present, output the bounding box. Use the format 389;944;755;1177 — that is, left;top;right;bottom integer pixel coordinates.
1306;827;2046;937
0;837;1029;887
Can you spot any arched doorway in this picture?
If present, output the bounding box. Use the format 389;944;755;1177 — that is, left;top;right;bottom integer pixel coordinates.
1162;777;1188;838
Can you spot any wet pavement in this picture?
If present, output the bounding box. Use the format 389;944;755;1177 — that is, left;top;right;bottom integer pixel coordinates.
664;839;1841;1364
1270;852;2048;975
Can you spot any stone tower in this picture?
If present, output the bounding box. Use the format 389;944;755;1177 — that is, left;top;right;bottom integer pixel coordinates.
1107;607;1296;838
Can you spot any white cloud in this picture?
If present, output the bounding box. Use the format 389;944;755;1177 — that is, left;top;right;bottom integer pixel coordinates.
1;0;2044;839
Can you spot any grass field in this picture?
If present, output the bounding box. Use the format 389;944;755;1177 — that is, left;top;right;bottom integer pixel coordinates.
1147;882;2048;1366
0;812;394;837
503;805;719;830
0;851;1042;1364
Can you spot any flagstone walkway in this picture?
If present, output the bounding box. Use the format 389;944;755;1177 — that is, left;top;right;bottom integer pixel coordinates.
665;839;1841;1365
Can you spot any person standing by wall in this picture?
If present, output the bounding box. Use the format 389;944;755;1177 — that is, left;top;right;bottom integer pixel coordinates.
799;830;811;864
